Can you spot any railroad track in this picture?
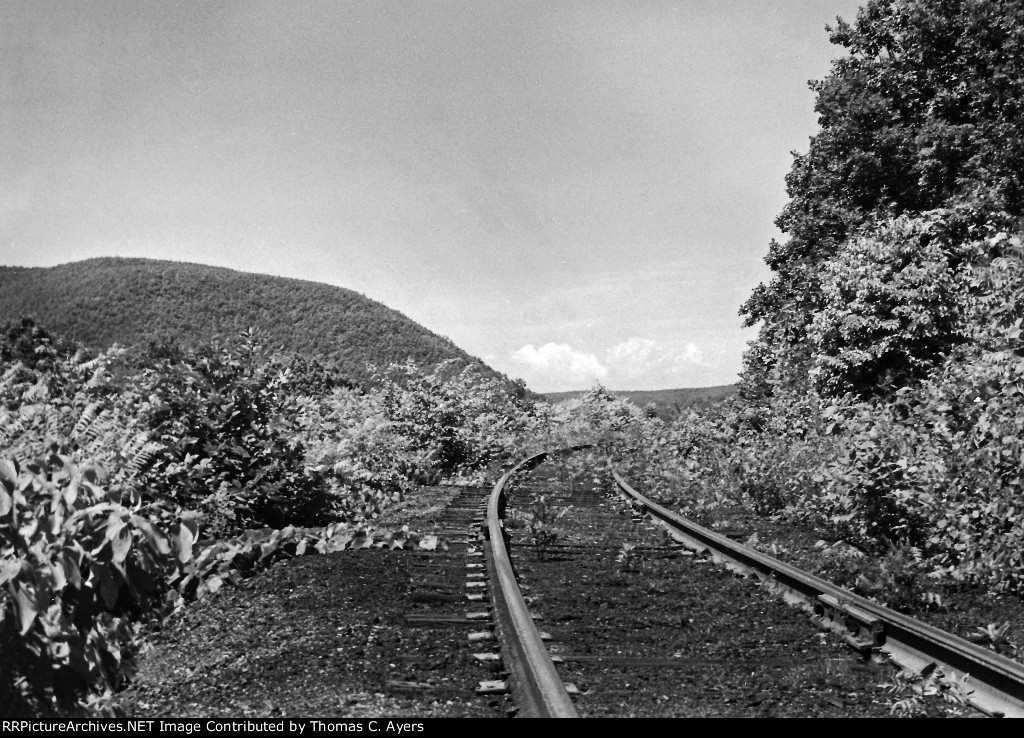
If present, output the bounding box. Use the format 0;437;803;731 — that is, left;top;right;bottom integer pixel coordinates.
480;448;1024;718
385;485;510;713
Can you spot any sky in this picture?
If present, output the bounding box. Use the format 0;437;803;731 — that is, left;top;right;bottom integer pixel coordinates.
1;0;866;393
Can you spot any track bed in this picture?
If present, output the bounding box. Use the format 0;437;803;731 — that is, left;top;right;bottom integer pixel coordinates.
501;458;964;717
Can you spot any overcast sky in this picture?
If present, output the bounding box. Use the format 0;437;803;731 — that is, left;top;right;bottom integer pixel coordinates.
1;0;865;392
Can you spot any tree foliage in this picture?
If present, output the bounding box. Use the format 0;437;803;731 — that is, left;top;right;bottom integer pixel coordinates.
0;257;520;391
742;0;1024;399
128;329;336;538
717;1;1024;598
0;450;196;716
808;210;978;396
0;318;546;714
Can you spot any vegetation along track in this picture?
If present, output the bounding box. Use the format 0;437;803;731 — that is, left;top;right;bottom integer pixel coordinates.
483;448;1024;718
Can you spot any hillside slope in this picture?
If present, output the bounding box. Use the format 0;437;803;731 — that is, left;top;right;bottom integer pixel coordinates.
0;257;494;386
544;385;736;419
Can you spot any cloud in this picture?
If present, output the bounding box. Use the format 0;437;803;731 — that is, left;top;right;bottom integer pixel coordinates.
510;337;707;392
510;342;608;390
605;337;703;379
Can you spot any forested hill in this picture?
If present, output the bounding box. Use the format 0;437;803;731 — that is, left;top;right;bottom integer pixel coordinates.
0;257;498;386
544;385;736;420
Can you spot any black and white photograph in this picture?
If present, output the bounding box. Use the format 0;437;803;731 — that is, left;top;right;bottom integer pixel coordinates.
2;0;1023;722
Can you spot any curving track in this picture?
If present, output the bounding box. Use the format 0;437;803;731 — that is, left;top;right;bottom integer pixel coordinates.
483;449;579;717
612;468;1024;718
481;448;1024;718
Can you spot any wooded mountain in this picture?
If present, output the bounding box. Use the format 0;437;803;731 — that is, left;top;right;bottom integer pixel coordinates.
0;257;504;387
544;385;736;420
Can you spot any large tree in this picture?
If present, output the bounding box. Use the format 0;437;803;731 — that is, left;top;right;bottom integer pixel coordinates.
740;0;1024;401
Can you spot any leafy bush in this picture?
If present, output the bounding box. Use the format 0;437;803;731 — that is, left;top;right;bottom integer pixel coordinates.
375;360;533;479
808;398;947;550
0;320;554;717
300;360;538;524
809;211;977;397
1;317;81;377
298;387;416;523
523;495;564;553
0;452;193;716
129;329;336;538
0;322;141;487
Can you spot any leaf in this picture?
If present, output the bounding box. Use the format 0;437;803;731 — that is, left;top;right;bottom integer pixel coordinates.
96;565;121;610
48;452;73;480
110;525;132;564
80;461;108;486
61;478;79;508
418;535;439;551
0;558;22;586
105;517;126;542
14;585;38;635
64;551;82;591
0;459;17;494
49;559;67;591
180;511;200;539
174;522;195;564
130;515;171;556
206;575;223;594
319;530;355;553
19;515;39;541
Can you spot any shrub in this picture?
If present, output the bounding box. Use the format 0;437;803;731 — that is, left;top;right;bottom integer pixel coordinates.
0;451;193;716
129;329;335;538
375;360;532;479
809;211;978;398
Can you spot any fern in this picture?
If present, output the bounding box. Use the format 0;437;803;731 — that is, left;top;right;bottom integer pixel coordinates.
22;379;49;403
71;402;102;440
120;432;149;461
75;355;104;375
70;403;123;453
0;361;29;392
0;409;24;449
127;441;164;476
84;365;107;390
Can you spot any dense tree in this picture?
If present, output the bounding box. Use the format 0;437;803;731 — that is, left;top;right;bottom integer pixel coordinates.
721;1;1024;591
0;257;517;391
808;209;986;397
1;317;79;374
741;0;1024;399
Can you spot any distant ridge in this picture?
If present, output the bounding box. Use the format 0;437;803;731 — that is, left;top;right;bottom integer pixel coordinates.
544;385;736;419
0;257;502;386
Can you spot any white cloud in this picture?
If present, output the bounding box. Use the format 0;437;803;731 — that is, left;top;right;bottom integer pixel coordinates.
510;342;608;391
605;337;704;378
510;337;709;392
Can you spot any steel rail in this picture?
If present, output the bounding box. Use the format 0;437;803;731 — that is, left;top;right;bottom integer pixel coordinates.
612;468;1024;718
485;449;580;718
